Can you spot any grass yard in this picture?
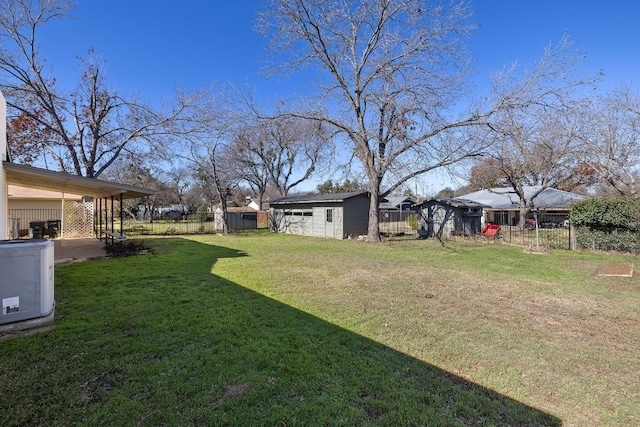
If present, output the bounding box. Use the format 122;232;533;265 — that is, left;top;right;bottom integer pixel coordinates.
121;219;216;235
1;232;638;426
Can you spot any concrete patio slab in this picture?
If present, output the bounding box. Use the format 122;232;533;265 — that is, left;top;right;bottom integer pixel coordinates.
54;238;108;265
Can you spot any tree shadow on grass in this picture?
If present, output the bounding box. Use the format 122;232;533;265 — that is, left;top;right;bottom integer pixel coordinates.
0;237;561;426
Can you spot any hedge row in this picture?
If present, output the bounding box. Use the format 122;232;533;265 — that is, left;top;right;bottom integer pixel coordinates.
570;198;640;230
575;227;640;252
570;198;640;252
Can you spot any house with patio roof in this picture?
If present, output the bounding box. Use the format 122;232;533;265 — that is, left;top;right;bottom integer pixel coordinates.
457;186;586;227
0;91;154;240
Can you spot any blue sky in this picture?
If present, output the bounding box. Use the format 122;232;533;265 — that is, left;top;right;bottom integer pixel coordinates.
34;0;640;192
38;1;639;104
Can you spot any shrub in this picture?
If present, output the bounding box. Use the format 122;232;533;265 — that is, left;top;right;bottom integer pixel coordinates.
571;197;640;252
163;227;179;235
405;213;420;230
105;239;153;257
570;197;640;230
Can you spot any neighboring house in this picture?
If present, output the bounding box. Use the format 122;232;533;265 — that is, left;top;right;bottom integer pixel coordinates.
378;195;418;235
379;195;416;212
163;209;183;220
458;186;586;227
269;191;370;239
157;204;188;219
213;197;271;231
245;197;261;211
417;198;487;238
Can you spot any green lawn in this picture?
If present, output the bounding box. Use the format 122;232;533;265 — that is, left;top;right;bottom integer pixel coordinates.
1;232;638;426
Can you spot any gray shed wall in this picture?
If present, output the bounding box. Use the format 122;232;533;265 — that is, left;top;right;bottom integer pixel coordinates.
422;202;482;238
271;194;369;239
426;204;455;238
342;195;370;237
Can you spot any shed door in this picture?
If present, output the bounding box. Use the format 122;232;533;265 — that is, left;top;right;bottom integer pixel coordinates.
325;208;336;238
313;207;337;238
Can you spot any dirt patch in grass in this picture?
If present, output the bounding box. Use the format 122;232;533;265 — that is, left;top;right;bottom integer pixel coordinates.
596;263;634;277
205;382;251;411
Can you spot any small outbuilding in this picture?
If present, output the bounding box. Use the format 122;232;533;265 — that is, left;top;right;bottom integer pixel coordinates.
417;198;487;239
214;206;258;231
269;191;370;239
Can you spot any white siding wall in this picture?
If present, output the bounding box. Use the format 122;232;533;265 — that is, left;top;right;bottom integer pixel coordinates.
9;200;62;210
284;211;314;235
0;91;7;239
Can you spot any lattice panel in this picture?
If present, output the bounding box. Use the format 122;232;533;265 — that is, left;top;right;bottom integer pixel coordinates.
63;200;94;237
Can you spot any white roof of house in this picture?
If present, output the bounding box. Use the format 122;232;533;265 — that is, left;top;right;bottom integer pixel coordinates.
457;186;586;210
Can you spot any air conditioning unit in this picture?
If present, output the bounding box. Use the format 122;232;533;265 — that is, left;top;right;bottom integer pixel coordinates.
0;239;54;326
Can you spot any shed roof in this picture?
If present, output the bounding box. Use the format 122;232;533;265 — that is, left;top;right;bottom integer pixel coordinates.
457;186;585;210
419;198;488;209
3;162;154;200
270;191;370;205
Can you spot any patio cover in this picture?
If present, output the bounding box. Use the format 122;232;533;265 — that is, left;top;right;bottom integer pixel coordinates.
3;162;154;199
457;186;585;210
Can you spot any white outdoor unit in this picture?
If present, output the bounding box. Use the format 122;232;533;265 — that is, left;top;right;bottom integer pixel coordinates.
0;239;54;325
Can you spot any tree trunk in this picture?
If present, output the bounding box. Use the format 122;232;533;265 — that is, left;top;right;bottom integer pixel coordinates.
366;179;382;242
220;203;229;235
518;201;528;230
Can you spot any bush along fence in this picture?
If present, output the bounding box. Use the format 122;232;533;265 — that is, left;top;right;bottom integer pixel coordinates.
123;219;217;236
570;197;640;253
574;227;640;252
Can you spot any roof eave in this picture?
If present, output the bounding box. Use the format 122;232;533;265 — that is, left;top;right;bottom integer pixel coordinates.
3;162;155;199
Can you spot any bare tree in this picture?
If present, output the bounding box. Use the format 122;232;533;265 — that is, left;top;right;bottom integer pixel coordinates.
258;0;589;241
165;166;195;217
578;85;640;198
229;114;330;208
105;153;173;222
0;0;205;178
6;106;56;164
470;103;586;227
227;125;271;210
192;138;235;235
168;96;237;235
